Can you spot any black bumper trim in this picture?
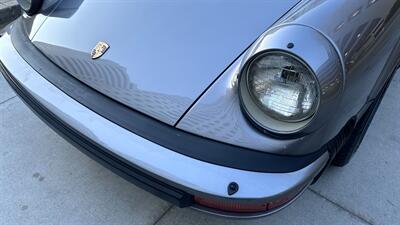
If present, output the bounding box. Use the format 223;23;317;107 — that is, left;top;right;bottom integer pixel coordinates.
7;17;327;173
0;62;194;208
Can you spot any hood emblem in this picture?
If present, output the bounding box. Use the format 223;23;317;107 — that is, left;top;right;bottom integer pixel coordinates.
91;41;110;59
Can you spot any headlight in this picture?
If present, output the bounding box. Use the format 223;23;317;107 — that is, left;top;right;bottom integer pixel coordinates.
240;51;320;134
17;0;43;15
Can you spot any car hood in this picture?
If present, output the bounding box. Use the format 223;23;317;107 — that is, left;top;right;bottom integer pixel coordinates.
32;0;299;125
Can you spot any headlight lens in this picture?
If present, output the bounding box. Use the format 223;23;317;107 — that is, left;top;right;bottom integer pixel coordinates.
240;51;320;133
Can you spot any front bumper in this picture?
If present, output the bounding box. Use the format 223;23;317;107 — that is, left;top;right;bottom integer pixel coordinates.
0;23;328;218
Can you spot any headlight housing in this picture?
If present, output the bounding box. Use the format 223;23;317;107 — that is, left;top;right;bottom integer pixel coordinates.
17;0;43;15
240;51;320;134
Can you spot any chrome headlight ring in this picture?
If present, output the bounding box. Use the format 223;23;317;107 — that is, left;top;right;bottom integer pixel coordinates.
240;50;321;134
239;25;344;136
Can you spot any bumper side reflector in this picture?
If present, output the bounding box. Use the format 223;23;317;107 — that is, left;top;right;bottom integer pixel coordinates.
194;185;304;214
194;196;268;213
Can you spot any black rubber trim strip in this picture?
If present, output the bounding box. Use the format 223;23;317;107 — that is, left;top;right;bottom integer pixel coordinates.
0;61;194;208
9;18;327;173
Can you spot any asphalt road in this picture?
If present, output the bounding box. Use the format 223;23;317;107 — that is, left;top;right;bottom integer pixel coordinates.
1;4;400;225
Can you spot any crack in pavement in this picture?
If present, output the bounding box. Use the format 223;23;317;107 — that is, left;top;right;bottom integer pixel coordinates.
309;188;375;225
153;205;174;225
0;95;16;106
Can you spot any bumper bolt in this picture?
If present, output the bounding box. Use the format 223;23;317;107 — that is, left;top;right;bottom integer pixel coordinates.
227;182;239;195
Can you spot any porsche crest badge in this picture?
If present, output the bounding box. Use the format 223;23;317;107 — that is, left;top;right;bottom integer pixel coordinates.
91;41;110;59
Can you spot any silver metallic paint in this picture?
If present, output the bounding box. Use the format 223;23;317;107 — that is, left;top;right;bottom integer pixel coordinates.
14;1;400;155
281;0;400;133
0;32;328;211
30;0;301;125
178;0;400;155
178;24;343;154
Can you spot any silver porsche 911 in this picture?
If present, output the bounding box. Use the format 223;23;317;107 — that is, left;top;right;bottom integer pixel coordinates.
1;0;399;218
